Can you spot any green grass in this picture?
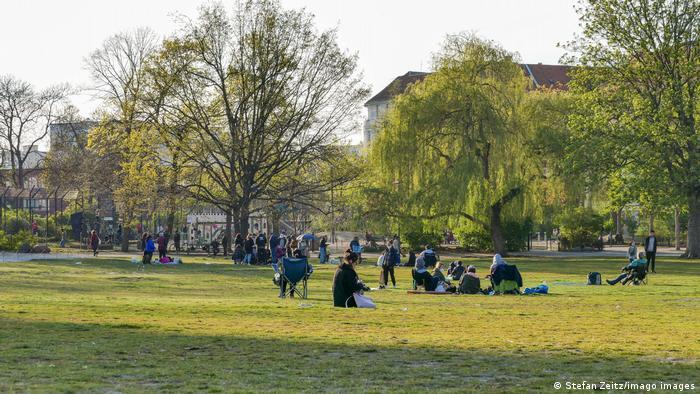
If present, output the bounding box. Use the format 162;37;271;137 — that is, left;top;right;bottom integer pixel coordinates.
0;256;698;393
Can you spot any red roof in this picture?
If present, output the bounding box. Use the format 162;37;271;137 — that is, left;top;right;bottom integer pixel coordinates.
521;64;572;90
365;65;573;105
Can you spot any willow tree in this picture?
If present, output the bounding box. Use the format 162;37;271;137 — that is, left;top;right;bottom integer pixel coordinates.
564;0;700;256
370;35;539;254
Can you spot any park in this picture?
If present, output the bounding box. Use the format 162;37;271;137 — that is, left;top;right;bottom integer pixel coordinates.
0;0;699;392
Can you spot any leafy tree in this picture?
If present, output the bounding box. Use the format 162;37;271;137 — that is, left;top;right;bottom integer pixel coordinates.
564;0;700;256
368;34;540;255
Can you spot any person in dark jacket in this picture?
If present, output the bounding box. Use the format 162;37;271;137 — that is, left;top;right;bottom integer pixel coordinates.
644;230;658;273
319;236;328;264
450;261;465;281
381;243;399;288
244;234;255;264
173;231;181;254
333;249;369;307
256;233;267;260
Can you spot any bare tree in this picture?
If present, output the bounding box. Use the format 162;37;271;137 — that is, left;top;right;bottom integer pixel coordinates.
0;75;69;187
85;28;158;251
159;0;367;237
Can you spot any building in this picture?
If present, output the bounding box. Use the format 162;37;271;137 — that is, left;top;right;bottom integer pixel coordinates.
363;64;572;145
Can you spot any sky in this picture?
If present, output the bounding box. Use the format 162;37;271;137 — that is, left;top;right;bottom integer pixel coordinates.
0;0;580;143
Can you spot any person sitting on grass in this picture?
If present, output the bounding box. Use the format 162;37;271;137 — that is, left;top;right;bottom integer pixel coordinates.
412;254;435;290
606;251;648;286
333;249;370;307
450;261;465;281
459;265;488;294
143;235;155;265
432;262;456;292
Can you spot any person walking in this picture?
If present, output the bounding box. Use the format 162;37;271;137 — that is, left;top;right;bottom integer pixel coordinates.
644;230;657;273
89;230;100;256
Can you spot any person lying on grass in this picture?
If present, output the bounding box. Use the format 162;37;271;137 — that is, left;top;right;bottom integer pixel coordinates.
606;252;648;286
333;249;370;308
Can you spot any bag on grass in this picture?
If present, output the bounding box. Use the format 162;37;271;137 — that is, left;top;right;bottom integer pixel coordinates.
587;272;601;285
352;292;376;308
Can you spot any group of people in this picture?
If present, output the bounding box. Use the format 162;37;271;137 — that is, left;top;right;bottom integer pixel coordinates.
140;231;176;264
231;231;328;266
626;230;658;273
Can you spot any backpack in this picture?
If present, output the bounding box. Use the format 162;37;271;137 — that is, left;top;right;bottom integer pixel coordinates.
587;272;601;285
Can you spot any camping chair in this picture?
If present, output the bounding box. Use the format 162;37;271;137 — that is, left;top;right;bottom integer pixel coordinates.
280;257;311;299
626;265;648;286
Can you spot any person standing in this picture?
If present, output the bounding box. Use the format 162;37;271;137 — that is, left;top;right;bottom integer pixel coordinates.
89;230;100;256
222;231;230;257
382;241;398;288
157;233;167;260
60;228;67;248
319;236;328;264
143;235;155;264
269;231;279;257
644;230;657;273
256;232;267;261
627;241;637;263
244;234;255;265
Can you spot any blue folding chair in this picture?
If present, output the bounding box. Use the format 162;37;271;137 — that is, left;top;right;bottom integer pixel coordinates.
280;257;311;299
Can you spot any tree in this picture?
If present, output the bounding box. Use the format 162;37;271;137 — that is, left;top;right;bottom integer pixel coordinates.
565;0;700;256
368;34;539;255
0;75;69;187
85;28;158;251
155;1;367;237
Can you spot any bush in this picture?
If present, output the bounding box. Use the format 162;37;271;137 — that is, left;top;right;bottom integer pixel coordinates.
402;231;443;251
5;230;39;252
557;208;605;250
502;220;532;252
458;228;492;252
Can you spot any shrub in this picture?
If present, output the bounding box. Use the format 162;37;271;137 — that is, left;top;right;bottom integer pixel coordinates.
458;228;492;252
402;231;443;251
502;220;532;252
557;208;605;250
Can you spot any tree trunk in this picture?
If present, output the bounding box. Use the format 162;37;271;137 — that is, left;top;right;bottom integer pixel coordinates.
489;204;506;255
239;205;250;236
675;206;681;251
615;208;622;235
224;210;232;256
648;212;655;232
686;192;700;258
121;224;130;252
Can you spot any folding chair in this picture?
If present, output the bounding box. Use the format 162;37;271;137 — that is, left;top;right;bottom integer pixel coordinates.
280;257;310;299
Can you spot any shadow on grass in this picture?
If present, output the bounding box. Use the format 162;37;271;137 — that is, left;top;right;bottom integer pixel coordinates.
0;318;696;393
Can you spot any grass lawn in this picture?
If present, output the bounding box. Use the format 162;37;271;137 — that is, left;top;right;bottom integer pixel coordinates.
0;255;698;393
